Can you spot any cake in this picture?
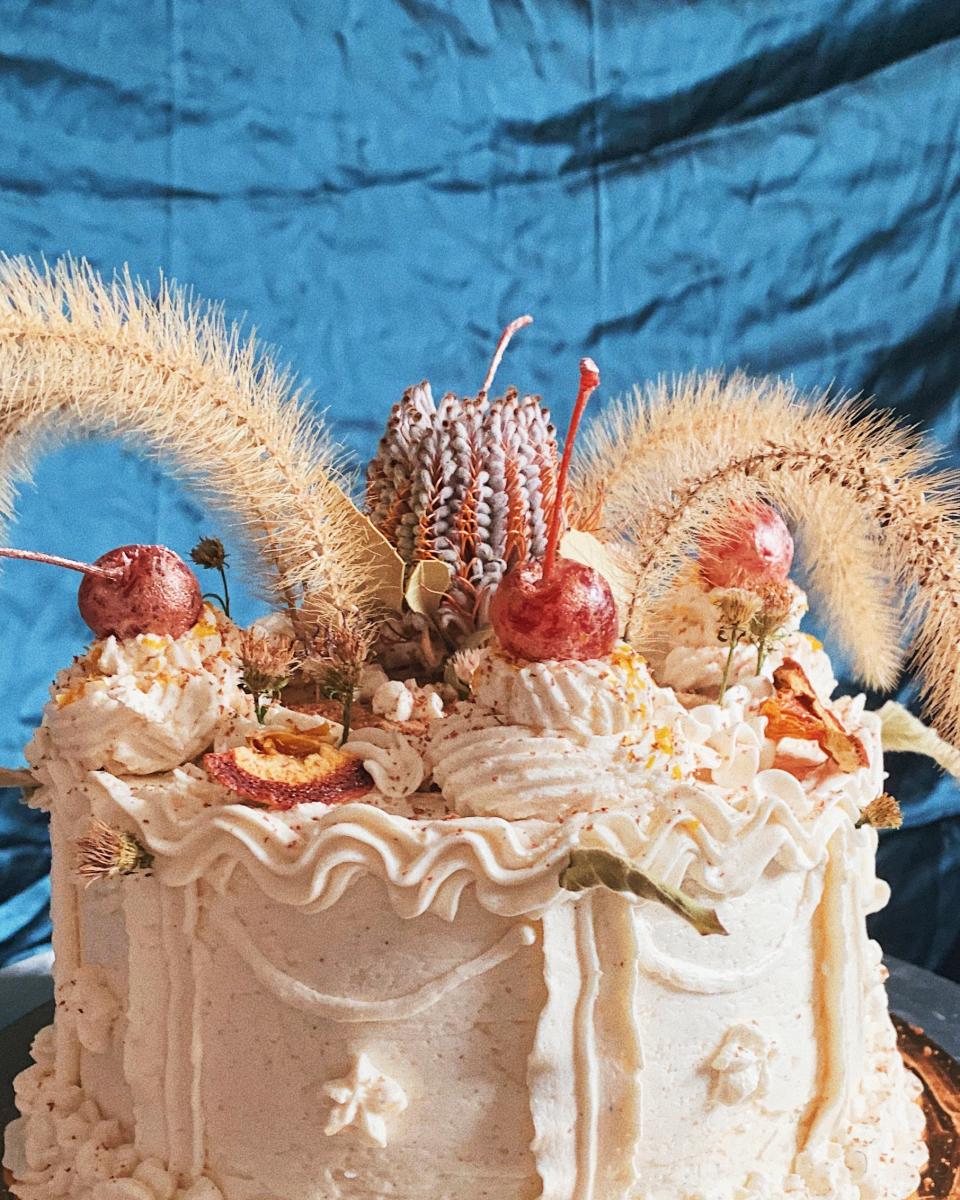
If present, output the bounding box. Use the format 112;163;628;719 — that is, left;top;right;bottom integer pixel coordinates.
1;269;953;1200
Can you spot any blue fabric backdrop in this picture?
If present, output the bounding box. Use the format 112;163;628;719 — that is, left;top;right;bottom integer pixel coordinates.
1;2;958;973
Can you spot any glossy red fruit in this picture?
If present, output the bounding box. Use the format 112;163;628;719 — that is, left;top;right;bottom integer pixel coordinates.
699;503;794;589
490;557;619;662
78;544;203;640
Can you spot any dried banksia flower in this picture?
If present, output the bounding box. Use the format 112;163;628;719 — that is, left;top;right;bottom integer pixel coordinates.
365;317;562;635
299;610;375;743
76;820;153;884
856;792;903;831
236;627;300;722
711;588;762;701
190;535;231;616
749;581;794;672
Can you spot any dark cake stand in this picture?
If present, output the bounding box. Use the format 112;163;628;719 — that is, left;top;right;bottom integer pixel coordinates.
1;959;958;1199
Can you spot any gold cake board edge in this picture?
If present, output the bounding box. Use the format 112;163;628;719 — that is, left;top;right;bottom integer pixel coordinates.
5;1018;958;1200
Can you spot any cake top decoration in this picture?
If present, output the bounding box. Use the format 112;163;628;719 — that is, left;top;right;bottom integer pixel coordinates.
3;255;960;844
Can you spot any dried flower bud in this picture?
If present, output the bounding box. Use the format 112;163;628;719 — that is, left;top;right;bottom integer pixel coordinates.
76;820;153;884
300;611;374;695
856;793;903;830
190;536;228;571
297;610;375;743
444;646;484;697
449;647;483;687
236;627;300;718
711;587;762;637
750;581;794;642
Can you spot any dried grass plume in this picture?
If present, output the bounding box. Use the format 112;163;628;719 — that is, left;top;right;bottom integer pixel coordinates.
0;255;375;611
577;371;960;742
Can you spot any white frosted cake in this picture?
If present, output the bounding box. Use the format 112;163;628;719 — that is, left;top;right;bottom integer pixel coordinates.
3;573;926;1200
1;282;948;1200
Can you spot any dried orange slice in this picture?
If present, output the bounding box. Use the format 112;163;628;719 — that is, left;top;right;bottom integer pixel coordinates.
760;658;868;773
204;725;372;809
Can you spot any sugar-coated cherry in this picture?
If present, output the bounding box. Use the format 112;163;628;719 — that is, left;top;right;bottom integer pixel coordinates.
699;503;794;589
490;356;618;662
78;545;203;639
0;542;204;640
490;558;618;662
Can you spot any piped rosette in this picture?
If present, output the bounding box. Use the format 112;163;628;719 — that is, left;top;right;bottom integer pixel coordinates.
27;605;243;778
429;646;702;820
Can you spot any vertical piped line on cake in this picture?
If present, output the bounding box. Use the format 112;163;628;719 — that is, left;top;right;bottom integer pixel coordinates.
185;882;206;1182
529;893;641;1200
160;882;203;1179
50;810;82;1087
572;896;601;1200
589;890;643;1197
800;828;862;1164
528;904;581;1199
122;876;169;1160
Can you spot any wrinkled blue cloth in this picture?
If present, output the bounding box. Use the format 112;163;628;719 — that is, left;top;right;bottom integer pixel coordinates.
0;3;959;972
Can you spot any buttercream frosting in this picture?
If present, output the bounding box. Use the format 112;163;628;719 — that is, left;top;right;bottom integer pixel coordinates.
4;575;926;1200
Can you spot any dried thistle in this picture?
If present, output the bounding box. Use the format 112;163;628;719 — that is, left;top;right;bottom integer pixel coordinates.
236;627;300;723
856;793;903;831
0;256;379;615
444;646;484;697
76;820;153;884
365;316;561;636
190;535;231;617
711;587;761;700
748;581;794;672
579;370;960;745
299;610;375;743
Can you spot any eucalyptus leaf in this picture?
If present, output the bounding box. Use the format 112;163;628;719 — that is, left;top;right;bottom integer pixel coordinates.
404;559;453;616
328;490;406;611
560;848;727;937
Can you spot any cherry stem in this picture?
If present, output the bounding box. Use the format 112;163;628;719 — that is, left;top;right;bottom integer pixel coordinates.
478;314;533;398
542;357;601;579
0;546;122;580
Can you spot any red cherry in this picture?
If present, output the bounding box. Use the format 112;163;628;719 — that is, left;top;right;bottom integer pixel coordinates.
0;542;204;640
490;558;618;661
699;503;794;589
490;356;617;662
78;545;203;639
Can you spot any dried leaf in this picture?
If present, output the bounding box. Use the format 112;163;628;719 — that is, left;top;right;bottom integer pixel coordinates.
404;558;453;617
328;489;406;611
559;847;727;937
760;658;868;773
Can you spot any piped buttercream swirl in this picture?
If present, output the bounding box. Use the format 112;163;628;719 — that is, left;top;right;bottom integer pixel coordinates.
27;608;243;776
